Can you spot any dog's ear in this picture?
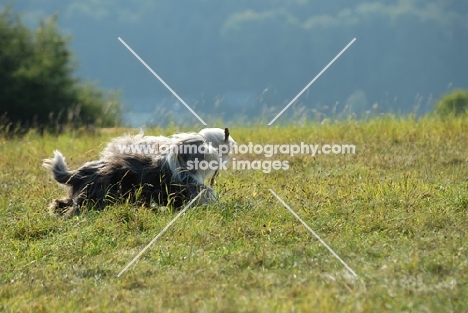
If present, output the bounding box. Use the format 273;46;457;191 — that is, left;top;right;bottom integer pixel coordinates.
176;138;213;169
224;128;230;142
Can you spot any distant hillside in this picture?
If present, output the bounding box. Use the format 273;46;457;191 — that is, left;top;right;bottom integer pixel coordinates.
8;0;468;125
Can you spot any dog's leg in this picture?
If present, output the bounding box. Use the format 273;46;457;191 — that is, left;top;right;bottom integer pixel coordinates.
63;198;82;218
48;198;74;216
209;170;219;186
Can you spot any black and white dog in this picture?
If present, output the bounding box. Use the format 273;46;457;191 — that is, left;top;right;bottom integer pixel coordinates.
43;128;236;217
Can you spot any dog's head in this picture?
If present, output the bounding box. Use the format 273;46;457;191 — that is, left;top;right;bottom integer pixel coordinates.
168;128;236;185
198;127;236;159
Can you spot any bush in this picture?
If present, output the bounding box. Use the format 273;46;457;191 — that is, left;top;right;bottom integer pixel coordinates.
0;5;122;133
434;89;468;118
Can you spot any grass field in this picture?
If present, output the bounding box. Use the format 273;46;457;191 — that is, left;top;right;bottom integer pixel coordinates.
1;117;467;312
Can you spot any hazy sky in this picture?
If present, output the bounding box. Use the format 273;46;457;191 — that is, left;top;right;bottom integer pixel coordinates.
9;0;468;125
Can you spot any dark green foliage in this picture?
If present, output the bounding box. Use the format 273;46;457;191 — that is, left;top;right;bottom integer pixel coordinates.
434;89;468;118
0;6;121;132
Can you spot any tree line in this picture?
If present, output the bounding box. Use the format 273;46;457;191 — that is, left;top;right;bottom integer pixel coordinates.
0;6;121;133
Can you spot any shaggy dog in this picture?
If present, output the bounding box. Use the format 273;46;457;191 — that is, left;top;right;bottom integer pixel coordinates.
43;128;236;217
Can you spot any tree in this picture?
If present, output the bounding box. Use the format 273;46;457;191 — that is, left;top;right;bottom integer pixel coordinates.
0;5;121;132
434;89;468;118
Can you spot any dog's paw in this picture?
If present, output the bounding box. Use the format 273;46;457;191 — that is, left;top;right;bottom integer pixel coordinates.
198;185;218;205
48;198;80;218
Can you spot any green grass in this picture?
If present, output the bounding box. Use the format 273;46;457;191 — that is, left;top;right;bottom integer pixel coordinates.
1;117;467;312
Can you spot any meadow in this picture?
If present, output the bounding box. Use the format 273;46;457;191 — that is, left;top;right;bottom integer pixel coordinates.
0;117;467;312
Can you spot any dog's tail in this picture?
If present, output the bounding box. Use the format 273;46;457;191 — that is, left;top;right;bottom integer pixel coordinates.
43;150;76;185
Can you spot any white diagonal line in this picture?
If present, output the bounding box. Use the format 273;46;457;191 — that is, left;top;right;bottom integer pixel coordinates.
118;37;207;125
268;38;356;125
117;189;206;277
269;189;357;277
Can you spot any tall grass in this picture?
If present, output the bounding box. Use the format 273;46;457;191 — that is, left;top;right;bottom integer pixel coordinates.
0;116;467;312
